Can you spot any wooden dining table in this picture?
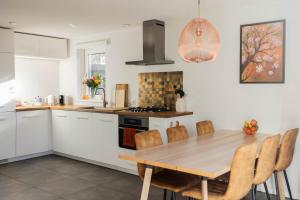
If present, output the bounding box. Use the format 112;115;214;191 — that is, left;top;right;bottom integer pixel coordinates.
119;129;286;200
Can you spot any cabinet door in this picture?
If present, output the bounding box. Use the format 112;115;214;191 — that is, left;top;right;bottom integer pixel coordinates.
0;112;16;159
0;53;15;82
0;28;14;53
52;110;71;154
0;53;15;112
15;33;39;57
69;111;92;157
38;37;68;59
16;110;50;156
90;113;118;165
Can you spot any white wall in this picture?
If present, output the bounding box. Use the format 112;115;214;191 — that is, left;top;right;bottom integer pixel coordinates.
60;0;300;198
15;57;60;100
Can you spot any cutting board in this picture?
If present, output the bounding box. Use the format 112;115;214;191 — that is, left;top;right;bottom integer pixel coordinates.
115;90;125;108
115;84;128;108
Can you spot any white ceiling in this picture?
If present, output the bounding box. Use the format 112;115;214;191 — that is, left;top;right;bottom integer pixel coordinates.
0;0;278;38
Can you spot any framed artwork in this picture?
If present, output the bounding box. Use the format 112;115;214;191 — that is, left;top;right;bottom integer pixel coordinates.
240;20;286;83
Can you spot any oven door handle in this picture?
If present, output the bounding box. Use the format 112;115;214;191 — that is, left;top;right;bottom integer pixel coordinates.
118;127;147;132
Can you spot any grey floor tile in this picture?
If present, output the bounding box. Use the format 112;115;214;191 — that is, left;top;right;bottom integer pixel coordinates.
12;169;70;187
2;187;63;200
0;155;284;200
37;175;97;197
0;174;32;194
64;186;134;200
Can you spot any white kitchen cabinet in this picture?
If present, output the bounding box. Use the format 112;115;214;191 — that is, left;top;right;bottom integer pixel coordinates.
39;36;68;59
52;111;120;167
16;110;51;156
15;33;68;59
0;53;15;112
0;28;14;53
15;33;39;57
52;110;72;154
68;111;93;157
90;113;118;165
0;112;16;160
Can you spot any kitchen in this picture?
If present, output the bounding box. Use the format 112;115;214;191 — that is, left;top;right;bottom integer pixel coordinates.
0;0;300;200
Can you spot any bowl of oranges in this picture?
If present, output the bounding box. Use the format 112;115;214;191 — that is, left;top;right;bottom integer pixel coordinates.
243;119;258;135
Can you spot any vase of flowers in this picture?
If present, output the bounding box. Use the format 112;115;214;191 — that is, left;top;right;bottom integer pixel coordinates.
82;74;102;99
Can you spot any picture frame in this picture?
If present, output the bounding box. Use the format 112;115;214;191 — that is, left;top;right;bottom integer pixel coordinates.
240;20;286;84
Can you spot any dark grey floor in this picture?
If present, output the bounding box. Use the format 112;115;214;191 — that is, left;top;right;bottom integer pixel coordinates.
0;155;279;200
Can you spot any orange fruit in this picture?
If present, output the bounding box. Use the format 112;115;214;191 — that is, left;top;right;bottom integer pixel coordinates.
250;119;257;126
251;127;257;132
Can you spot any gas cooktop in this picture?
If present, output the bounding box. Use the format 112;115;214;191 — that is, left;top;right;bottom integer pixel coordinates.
128;106;170;113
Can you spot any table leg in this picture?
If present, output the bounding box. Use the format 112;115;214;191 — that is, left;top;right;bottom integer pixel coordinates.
202;177;208;200
140;167;153;200
276;171;285;200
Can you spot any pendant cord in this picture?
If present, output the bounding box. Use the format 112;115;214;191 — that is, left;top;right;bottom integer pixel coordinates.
198;0;201;18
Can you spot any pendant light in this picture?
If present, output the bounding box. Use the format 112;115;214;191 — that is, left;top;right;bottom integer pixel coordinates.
178;0;220;63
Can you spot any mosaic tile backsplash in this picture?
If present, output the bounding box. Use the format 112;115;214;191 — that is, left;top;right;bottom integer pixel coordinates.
138;71;183;111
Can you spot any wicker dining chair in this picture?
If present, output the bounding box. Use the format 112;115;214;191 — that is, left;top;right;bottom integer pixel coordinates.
273;128;299;200
182;142;258;200
167;124;189;143
196;120;215;136
135;130;201;200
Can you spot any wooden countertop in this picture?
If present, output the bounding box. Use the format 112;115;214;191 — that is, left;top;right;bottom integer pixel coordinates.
16;105;125;114
115;110;193;118
16;105;193;118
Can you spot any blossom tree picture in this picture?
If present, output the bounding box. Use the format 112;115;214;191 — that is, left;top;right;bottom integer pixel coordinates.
240;20;285;83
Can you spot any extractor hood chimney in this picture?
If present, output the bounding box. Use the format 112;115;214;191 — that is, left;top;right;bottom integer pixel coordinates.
125;19;175;65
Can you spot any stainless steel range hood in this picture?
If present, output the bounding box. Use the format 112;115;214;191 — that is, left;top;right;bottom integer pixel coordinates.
125;19;174;65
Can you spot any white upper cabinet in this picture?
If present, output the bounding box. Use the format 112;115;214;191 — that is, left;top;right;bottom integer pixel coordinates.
15;33;39;57
39;36;68;59
0;28;14;53
15;33;68;59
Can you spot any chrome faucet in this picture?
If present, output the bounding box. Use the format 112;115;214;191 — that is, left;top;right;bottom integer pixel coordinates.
95;87;108;108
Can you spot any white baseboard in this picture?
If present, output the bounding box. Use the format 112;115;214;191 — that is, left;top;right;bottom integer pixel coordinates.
53;151;138;175
0;151;53;164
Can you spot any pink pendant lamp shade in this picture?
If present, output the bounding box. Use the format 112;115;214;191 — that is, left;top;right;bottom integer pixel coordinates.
178;0;220;63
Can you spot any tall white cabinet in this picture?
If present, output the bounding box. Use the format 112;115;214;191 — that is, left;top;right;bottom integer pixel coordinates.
0;28;16;160
0;28;15;112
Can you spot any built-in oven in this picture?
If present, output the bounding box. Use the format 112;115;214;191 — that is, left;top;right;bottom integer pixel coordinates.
118;115;149;150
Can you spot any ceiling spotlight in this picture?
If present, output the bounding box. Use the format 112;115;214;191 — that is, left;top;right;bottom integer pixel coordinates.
8;21;17;26
69;24;77;28
121;24;131;28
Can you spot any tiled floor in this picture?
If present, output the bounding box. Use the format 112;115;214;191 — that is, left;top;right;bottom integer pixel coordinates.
0;155;280;200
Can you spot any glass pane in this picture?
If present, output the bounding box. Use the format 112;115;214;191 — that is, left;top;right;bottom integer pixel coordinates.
87;53;105;88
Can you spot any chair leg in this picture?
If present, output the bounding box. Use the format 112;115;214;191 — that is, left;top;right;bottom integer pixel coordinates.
274;172;280;200
163;189;167;200
251;185;256;200
284;170;294;200
263;182;271;200
171;192;176;200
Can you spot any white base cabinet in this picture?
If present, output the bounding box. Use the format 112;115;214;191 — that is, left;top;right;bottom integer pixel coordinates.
0;112;16;160
16;110;51;156
52;111;119;166
52;110;72;155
